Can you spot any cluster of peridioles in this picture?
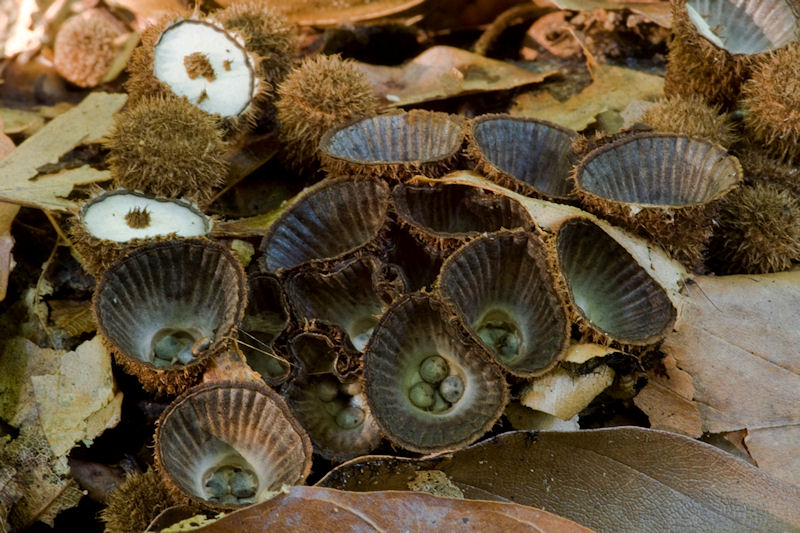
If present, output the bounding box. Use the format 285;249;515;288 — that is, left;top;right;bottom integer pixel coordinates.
77;0;800;525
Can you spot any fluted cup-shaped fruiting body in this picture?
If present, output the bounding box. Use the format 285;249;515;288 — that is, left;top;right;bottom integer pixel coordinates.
70;189;212;276
260;176;390;272
554;217;677;348
664;0;800;108
364;293;508;453
319;110;466;180
239;273;291;385
467;114;577;200
285;256;387;352
155;381;312;510
437;230;570;377
284;368;382;461
392;181;533;254
93;239;247;395
573;133;742;269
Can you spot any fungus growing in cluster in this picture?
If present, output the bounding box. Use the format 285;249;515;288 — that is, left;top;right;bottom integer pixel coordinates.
572;133;742;269
70;190;212;276
275;54;377;170
708;183;800;274
53;9;127;87
93;240;246;395
106;95;229;207
741;41;800;162
664;0;800;108
126;15;264;132
466;114;577;200
639;94;738;148
319;110;466;180
154;381;312;510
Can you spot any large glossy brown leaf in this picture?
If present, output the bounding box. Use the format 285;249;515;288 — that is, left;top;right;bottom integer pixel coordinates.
318;428;800;533
190;486;593;532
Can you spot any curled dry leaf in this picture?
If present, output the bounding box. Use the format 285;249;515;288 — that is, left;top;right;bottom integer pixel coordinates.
356;45;558;108
318;428;800;533
187;485;594;533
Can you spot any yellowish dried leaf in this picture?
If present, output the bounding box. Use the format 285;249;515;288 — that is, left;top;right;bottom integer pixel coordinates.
511;62;663;131
356;45;558;108
0;337;62;427
0;92;126;211
0;107;44;136
0;202;20;302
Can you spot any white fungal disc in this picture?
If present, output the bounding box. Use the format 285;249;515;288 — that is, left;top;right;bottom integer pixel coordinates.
153;19;257;118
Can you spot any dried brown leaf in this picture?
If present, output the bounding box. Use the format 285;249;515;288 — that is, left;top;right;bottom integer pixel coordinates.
356;46;558;108
1;426;84;529
657;271;800;483
260;0;425;26
190;486;594;532
538;0;671;27
319;428;800;532
634;353;702;437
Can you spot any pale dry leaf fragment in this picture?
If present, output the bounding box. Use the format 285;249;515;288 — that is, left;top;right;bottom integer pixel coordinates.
0;108;40;137
504;401;581;431
31;335;123;457
662;272;800;484
356;45;558;108
633;353;702;437
0;92;126;211
510;62;663;131
520;363;614;420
